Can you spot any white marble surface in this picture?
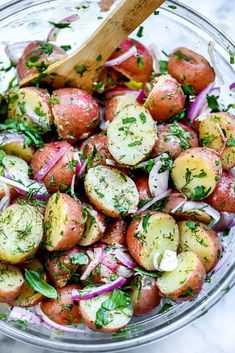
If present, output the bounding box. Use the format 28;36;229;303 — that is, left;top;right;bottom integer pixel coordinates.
0;0;234;352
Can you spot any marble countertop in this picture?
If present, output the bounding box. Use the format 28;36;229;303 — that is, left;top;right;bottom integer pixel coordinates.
0;0;234;352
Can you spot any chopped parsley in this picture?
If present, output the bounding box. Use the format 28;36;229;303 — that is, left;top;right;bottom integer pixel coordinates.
60;45;72;51
206;95;220;111
158;302;173;313
134;267;160;278
49;21;71;29
136;26;144;38
193;185;211;201
122;117;136;124
139;112;147;124
137;55;144;68
174;50;191;62
142;213;151;232
128;140;142;147
74;64;88;76
159;60;168;74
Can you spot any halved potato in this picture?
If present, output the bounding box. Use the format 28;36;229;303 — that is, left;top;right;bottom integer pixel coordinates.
104;93;139;122
0;204;43;264
85;166;139;217
11;258;47;307
79;206;106;246
1;140;35;163
126;211;179;271
8;87;53;133
102;219;127;246
107;104;157;166
157;251;206;302
0;154;29;179
79;292;133;333
171;147;222;200
44;193;85;251
178;221;222;272
0;262;24;303
198;112;235;170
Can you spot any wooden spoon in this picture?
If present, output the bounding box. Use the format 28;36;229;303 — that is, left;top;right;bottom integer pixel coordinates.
20;0;166;91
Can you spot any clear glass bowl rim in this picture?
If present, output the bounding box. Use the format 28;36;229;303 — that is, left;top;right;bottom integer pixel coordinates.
0;0;234;351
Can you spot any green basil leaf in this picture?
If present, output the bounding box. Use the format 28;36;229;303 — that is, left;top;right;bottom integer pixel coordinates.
25;269;57;299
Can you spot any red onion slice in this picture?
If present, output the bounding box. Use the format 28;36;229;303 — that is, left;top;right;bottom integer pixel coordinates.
9;306;41;325
78;158;88;176
116;266;133;278
5;41;31;65
188;83;215;123
34;146;68;182
35;304;83;333
179;201;220;227
74;151;82;176
0;132;25;147
148;153;170;197
104;46;137;67
0;195;10;212
114;249;136;269
80;247;105;281
135;189;172;214
47;14;79;42
136;89;147;104
214;212;235;232
71;277;126;300
216;123;227;155
148;43;160;72
24;106;50;130
229;82;235;91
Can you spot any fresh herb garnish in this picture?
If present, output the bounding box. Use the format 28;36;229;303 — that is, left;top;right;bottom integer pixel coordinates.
122;117;136;124
142;213;151;232
159;60;168;74
25;269;57;299
193;185;211;201
60;45;72;51
174;50;191;61
49;21;71;29
136;26;144;38
128;140;142;147
134;267;160;278
206;95;219;111
74;64;88;76
137;55;144;68
182;84;195;96
70;253;89;265
158;302;173;313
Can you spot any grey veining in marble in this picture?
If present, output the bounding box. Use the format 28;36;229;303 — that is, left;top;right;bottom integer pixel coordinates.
0;0;234;352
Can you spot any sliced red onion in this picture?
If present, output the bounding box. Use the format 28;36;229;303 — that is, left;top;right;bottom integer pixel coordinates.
179;201;220;227
116;265;133;278
34;146;68;182
71;277;126;300
213;212;235;232
5;41;31;65
1;182;10;198
104;46;137;67
78;158;88;176
74;151;82;176
9;306;41;325
114;249;136;269
135;189;172;214
208;41;224;84
229;82;235;91
0;195;10;212
35;304;83;333
105;87;139;100
0;132;25;147
188;83;215;123
24;106;50;130
216;123;227;155
70;175;76;199
148;153;169;197
86;249;94;260
101;254;119;272
47;14;79;42
148;43;160;72
136;89;147;104
80;247;105;281
170;195;187;213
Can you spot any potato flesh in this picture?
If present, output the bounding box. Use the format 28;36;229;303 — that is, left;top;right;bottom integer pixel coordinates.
179;221;218;271
0;262;24;293
79;213;104;246
0;204;43;264
85;166;139;216
79;293;132;331
157;252;198;292
107;105;157;165
44;193;69;250
138;213;179;270
0;155;29;179
171;150;221;200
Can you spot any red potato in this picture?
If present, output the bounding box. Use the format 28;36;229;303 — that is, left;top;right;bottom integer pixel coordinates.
8;87;53;133
17;41;66;82
41;284;81;326
135;175;152;202
157;252;206;302
0;262;24;303
46;247;83;288
51;88;100;144
80;133;113;167
104;93;139;122
126;211;179;271
167;47;215;93
11;258;47;307
162;192;186;214
98;68;123;91
206;172;235;213
131;275;160;316
178;221;222;272
31;141;75;192
79;292;133;332
144;75;185;122
44;193;85;251
151;122;199;158
102;219;127;246
108;38;153;83
171;147;222;200
79;206;106;246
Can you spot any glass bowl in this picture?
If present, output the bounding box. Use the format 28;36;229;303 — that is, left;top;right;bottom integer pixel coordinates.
0;0;235;351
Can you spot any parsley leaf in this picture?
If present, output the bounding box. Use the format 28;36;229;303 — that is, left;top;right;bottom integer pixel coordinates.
134;267;160;278
159;60;168;74
74;64;88;76
174;50;191;61
25;270;57;299
206;95;219;111
142;213;151;232
136;26;144;38
158;302;173;313
49;21;71;29
193;185;211;201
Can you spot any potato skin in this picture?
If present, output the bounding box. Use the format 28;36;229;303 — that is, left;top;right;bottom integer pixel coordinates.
144;75;185;122
206;172;235;213
157;252;206;302
135;175;152;203
31;141;75;192
171;147;222;200
52;88;100;143
109;38;153;83
0;262;24;303
167;47;215;93
151;123;199;158
102;219;127;245
44;193;85;251
104;93;139;122
46;247;83;288
132;275;160;316
79;206;106;246
41;284;81;325
80;133;113;167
